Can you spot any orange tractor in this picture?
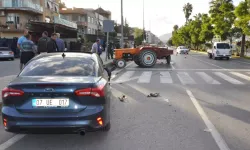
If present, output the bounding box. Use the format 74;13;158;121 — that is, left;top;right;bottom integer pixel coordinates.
113;46;174;68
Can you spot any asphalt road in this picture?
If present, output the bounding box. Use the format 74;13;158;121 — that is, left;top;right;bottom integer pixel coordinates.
0;52;250;150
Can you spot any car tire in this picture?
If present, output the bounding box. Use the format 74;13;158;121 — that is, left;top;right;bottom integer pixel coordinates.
102;122;111;131
226;57;230;60
208;53;212;59
10;58;14;61
166;55;171;64
138;50;157;68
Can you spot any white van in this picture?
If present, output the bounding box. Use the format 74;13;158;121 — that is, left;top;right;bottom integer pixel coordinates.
207;42;232;60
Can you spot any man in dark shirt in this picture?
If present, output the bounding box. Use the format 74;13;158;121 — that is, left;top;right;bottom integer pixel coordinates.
37;31;49;54
47;33;59;53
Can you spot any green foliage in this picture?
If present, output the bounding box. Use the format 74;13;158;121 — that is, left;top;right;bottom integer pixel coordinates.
234;1;250;35
183;3;193;23
209;0;235;40
167;38;173;46
134;27;143;46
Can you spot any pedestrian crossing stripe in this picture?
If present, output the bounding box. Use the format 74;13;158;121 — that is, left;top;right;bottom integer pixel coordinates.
230;72;250;81
112;71;250;85
196;72;220;84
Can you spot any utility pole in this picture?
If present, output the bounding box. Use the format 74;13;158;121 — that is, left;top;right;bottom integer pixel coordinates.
121;0;124;48
142;0;145;43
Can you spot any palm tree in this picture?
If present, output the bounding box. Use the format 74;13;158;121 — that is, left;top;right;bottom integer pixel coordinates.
183;3;193;24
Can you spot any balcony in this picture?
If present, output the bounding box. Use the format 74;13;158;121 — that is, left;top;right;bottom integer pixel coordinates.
0;23;24;32
76;21;88;27
54;16;77;29
0;0;43;14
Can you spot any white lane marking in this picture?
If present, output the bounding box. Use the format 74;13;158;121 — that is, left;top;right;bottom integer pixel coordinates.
177;72;196;85
214;72;244;84
191;56;226;70
111;61;133;79
0;134;26;150
170;62;176;69
160;72;173;83
248;72;250;74
196;72;220;84
137;71;152;83
235;61;250;65
125;68;250;71
114;71;135;83
186;90;230;150
230;72;250;81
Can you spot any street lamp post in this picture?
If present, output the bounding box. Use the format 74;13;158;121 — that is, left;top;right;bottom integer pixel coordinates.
143;0;145;43
121;0;124;48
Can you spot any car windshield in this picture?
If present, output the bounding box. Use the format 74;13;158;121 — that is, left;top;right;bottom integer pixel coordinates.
216;43;230;49
0;47;10;51
180;46;187;49
19;55;96;77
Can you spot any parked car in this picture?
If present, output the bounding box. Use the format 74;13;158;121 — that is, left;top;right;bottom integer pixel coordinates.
176;46;189;54
0;47;14;60
1;52;113;135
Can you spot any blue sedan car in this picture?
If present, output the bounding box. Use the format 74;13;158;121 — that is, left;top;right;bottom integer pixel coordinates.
1;52;112;135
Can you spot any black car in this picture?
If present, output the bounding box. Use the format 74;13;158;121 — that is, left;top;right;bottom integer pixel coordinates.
1;52;113;135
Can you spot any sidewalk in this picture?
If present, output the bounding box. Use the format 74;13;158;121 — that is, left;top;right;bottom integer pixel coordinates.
100;51;114;66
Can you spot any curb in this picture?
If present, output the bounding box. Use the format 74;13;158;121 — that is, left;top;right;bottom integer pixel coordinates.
191;50;207;54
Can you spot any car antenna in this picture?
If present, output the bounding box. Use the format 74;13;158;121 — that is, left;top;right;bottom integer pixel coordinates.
62;53;66;58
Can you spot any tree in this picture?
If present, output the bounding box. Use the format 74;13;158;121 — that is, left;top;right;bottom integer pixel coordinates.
133;27;143;46
167;38;173;46
189;13;203;49
58;0;66;9
234;0;250;57
209;0;236;41
199;13;214;43
183;3;193;24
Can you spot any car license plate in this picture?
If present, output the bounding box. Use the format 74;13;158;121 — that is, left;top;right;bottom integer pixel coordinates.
32;98;69;107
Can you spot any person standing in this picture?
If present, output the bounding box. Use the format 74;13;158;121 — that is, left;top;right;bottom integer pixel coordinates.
37;31;49;54
56;33;65;52
47;33;58;53
91;39;100;55
19;34;37;70
17;29;29;70
108;42;114;59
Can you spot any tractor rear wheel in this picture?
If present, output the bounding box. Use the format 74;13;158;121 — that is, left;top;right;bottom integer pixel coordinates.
138;50;157;68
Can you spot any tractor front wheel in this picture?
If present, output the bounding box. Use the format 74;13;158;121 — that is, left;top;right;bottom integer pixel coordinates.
138;50;157;68
115;59;126;68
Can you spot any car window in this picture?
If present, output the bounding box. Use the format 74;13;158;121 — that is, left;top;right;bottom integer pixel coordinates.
216;43;230;49
19;55;97;77
0;47;10;51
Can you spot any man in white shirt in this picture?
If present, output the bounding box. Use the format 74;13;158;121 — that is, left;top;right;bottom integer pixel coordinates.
91;39;100;54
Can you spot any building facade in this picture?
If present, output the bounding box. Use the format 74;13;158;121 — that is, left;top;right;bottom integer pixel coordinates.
0;0;76;38
60;7;111;35
146;30;160;44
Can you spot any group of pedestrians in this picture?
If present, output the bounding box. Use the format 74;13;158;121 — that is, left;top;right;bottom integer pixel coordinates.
91;39;115;60
17;29;65;70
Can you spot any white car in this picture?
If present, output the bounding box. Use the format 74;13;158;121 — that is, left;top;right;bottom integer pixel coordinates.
176;46;189;54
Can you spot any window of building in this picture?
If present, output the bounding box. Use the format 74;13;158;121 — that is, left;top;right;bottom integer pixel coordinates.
6;13;20;24
91;18;94;23
88;28;91;34
88;17;90;22
72;14;79;21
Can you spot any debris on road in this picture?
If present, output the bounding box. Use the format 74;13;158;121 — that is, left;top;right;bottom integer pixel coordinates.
147;93;160;97
204;128;212;133
118;95;126;102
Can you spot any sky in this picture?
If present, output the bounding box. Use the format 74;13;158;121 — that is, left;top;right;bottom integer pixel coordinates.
62;0;242;37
